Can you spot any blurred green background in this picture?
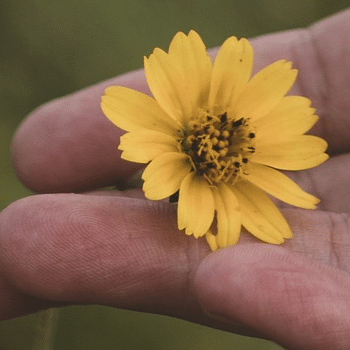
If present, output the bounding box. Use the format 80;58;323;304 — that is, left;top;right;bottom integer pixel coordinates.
1;0;349;349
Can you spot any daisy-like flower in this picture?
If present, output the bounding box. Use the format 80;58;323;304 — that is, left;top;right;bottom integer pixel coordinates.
101;30;328;251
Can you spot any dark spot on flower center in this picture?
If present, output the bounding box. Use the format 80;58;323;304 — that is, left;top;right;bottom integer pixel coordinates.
232;118;243;127
220;112;227;123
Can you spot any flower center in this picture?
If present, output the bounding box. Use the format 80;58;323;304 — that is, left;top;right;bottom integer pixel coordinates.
180;110;256;185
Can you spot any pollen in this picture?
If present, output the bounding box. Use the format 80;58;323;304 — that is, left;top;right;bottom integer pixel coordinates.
180;111;256;185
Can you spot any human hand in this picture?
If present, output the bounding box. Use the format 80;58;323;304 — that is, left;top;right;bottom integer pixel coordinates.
2;8;350;349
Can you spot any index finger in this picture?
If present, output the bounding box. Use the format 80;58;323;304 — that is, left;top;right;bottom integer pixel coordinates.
11;9;350;193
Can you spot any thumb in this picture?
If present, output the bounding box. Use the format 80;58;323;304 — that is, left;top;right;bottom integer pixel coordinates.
193;244;350;350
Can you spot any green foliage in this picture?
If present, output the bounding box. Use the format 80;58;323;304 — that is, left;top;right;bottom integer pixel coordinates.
1;0;349;348
1;307;284;350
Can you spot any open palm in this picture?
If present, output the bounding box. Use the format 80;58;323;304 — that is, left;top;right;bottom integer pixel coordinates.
1;9;350;350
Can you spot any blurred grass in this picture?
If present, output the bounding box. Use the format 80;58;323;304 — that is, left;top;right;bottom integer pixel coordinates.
1;0;350;349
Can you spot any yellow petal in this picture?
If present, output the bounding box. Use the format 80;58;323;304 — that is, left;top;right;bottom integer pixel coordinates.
177;172;215;238
233;180;292;243
101;86;181;134
142;152;191;200
243;163;319;209
233;60;298;120
144;31;212;125
212;182;242;248
205;231;219;251
168;30;212;111
253;96;318;141
119;130;179;163
209;37;253;114
253;135;329;170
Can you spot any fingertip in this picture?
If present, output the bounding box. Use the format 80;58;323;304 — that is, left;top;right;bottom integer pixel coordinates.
11;70;149;193
0;193;206;307
194;244;350;349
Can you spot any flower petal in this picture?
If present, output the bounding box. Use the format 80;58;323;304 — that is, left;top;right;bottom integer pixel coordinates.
168;30;212;111
178;172;215;238
243;163;319;209
119;130;179;163
205;231;219;251
252;135;329;170
253;96;318;141
211;182;242;248
142;152;191;200
209;37;253;114
233;60;297;121
101;86;181;134
145;31;212;124
233;180;292;243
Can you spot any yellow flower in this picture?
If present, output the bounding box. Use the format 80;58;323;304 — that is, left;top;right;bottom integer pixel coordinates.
101;30;328;251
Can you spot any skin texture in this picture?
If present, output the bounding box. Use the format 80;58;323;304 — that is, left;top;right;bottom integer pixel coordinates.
2;8;350;349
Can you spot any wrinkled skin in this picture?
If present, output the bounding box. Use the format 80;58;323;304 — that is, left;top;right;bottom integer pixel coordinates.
2;8;350;350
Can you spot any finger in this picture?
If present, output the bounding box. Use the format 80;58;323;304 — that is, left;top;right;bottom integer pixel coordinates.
116;151;350;216
251;8;350;156
88;149;350;217
1;193;350;341
0;278;63;320
11;9;350;194
0;193;210;321
284;152;350;214
11;70;149;194
194;244;350;350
